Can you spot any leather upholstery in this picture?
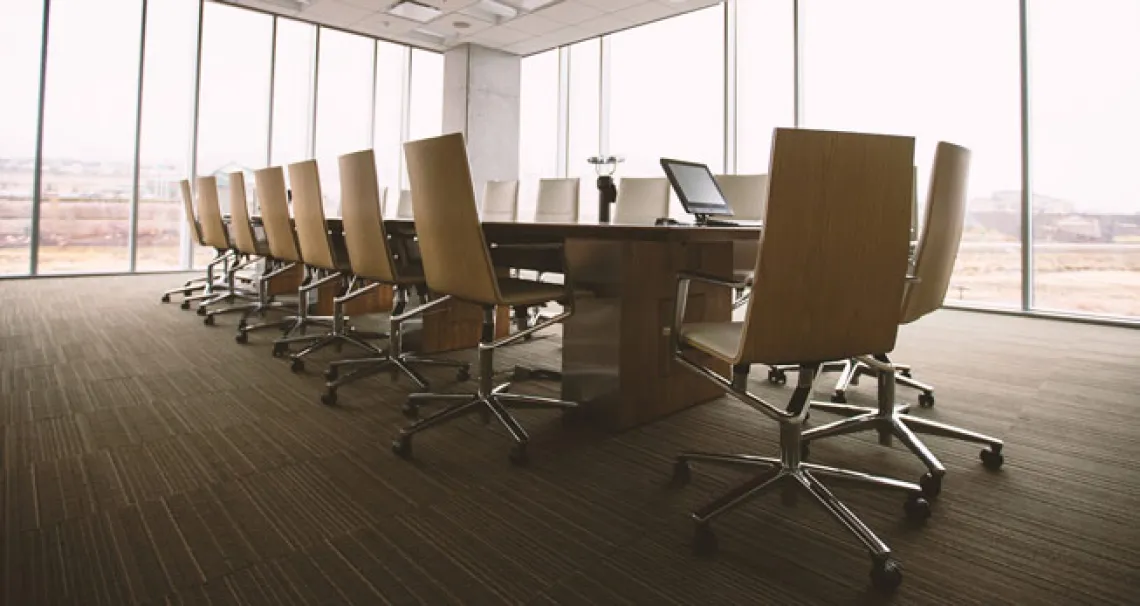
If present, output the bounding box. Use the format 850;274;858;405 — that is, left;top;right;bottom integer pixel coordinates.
253;166;303;263
534;178;580;223
227;172;261;256
179;180;205;246
338;149;404;283
395;189;414;219
195;177;230;250
287;159;338;271
901;142;971;324
481;180;520;222
613;177;670;225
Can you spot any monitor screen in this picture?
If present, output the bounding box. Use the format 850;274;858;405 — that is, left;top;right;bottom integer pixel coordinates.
660;159;734;217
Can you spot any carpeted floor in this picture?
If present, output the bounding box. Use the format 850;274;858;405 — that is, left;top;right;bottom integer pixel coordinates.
2;273;1139;605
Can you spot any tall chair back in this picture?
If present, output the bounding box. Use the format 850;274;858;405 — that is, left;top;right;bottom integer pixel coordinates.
179;180;205;246
287;160;338;271
534;178;580;223
901;142;971;324
339;149;401;282
227;172;259;256
715;174;769;275
254;166;303;263
195;176;230;250
481;180;520;222
403;133;500;304
395;189;414;219
737;128;915;364
613;177;670;224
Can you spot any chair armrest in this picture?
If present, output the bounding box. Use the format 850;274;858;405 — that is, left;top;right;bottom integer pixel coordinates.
906;275;921;284
677;271;752;290
671;271;752;355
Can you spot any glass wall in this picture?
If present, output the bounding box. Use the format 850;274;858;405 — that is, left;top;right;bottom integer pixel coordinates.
374;41;408;216
136;0;200;271
1029;1;1140;319
736;0;795;174
314;28;375;215
567;39;601;223
0;0;45;275
518;49;560;220
38;0;143;274
800;0;1022;307
609;5;725;218
269;19;317;168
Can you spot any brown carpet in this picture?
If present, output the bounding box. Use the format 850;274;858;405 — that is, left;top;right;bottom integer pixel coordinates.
2;273;1139;605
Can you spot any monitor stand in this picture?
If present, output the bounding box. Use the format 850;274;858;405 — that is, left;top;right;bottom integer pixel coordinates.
694;214;738;227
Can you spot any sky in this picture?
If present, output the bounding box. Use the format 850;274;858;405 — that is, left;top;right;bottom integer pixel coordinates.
2;0;1139;213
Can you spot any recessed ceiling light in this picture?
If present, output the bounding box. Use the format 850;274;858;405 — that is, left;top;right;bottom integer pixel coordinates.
387;0;442;23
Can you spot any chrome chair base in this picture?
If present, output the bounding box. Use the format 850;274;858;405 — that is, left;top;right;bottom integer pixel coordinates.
768;358;934;407
392;303;575;465
803;356;1004;498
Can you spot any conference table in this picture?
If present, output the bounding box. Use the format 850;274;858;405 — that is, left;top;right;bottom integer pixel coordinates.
263;215;761;430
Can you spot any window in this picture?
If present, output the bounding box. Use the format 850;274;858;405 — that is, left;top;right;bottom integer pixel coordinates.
567;39;601;223
38;0;142;274
194;3;272;267
314;28;374;215
519;49;560;220
801;0;1021;307
270;18;316;168
0;0;44;275
1029;1;1140;319
374;41;407;216
402;49;443;187
609;6;725;219
736;0;795;174
136;0;200;271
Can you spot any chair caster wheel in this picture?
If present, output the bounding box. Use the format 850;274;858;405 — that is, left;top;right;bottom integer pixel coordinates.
234;332;248;344
196;307;207;316
899;368;912;378
203;315;215;326
904;495;931;522
401;402;419;419
980;447;1004;470
919;472;942;499
320;390;337;406
392;436;413;459
831;392;847;404
767;368;787;385
509;444;529;466
456;367;471;382
324;368;338;381
161;294;171;303
918;392;935;408
692;523;718;556
870;558;903;591
523;332;533;341
671;460;691;485
290;358;305;373
272;343;287;358
180;301;190;310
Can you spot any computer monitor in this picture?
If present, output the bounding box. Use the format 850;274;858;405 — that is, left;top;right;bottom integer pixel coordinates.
660;158;734;223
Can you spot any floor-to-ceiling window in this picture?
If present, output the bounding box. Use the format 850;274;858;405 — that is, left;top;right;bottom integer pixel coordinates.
38;0;143;274
801;0;1022;307
1029;1;1140;319
194;2;273;267
736;0;795;174
136;0;201;271
519;49;560;220
401;49;444;188
314;28;375;216
269;18;317;169
374;41;407;216
0;0;45;275
608;5;725;218
567;39;601;223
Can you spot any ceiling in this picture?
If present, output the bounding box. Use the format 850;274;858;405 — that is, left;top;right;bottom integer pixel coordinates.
224;0;724;55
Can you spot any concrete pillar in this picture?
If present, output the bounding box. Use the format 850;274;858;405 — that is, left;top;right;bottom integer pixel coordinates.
442;44;521;206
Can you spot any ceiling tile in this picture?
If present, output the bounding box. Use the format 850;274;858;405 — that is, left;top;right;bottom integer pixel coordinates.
611;1;674;25
420;11;495;37
575;13;633;38
464;25;533;46
418;0;482;13
356;11;425;34
338;0;398;10
535;1;603;25
505;13;564;35
575;0;645;12
300;0;373;26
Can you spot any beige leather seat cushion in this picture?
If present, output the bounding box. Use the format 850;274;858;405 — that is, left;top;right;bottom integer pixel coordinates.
496;278;567;306
680;322;744;361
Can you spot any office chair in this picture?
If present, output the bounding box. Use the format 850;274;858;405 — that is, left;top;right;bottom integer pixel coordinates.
160;180;228;306
191;176;257;318
533;178;580;224
715;173;768;308
320;149;470;405
481;180;520;222
670;127;928;591
272;159;386;372
801;142;1005;498
612;177;670;225
253;166;335;352
392;132;577;466
395;189;414;219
